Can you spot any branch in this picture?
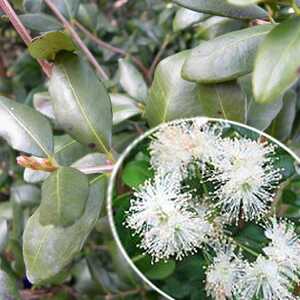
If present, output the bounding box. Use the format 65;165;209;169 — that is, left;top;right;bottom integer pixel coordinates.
43;0;109;81
0;0;52;77
73;20;149;79
148;33;173;80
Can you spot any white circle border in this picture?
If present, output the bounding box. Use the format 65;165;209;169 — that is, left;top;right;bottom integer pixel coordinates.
107;117;300;300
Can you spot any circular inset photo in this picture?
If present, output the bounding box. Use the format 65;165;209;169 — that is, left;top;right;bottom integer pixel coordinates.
107;117;300;300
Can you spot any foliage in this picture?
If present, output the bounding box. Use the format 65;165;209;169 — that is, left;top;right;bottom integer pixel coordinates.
1;0;300;299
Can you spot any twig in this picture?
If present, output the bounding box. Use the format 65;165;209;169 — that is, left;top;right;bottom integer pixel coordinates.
0;0;52;77
105;288;143;300
43;0;109;81
73;20;149;79
147;33;173;80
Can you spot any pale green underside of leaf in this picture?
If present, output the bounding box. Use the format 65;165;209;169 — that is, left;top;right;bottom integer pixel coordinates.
0;96;53;157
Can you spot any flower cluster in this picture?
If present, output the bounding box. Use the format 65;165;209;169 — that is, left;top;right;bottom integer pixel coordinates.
123;119;295;300
206;219;300;300
126;172;213;262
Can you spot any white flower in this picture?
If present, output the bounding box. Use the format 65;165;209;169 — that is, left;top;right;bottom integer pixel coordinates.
213;138;276;172
211;138;281;223
237;256;296;300
206;246;245;300
125;172;212;261
263;218;300;279
149;120;223;177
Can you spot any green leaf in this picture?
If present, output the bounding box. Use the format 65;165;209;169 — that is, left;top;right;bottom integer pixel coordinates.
197;81;246;122
71;153;107;174
239;74;283;131
0;202;12;220
173;0;268;19
77;3;98;31
23;0;43;13
0;270;20;300
53;135;89;166
118;59;148;102
122;160;153;188
24;168;49;184
28;31;76;60
173;7;209;32
0;96;53;157
33;91;55;120
270;89;297;141
51;0;80;19
228;0;262;5
0;218;8;253
23;175;107;284
39;167;89;227
143;259;176;280
49;53;113;156
196;16;246;40
253;17;300;103
11;183;41;208
182;25;273;83
24;134;89;183
145;51;204;127
112;132;138;153
19;14;63;32
111;93;141;125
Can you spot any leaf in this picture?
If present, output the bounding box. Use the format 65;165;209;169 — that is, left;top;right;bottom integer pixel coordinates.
23;0;44;13
145;261;176;280
39;167;89;227
0;218;8;253
253;17;300;103
228;0;262;5
112;132;138;153
118;59;148;102
135;256;176;280
0;202;12;220
71;153;107;174
197;81;246;122
182;25;273;83
0;96;53;157
49;53;113;155
33;91;55;120
51;0;80;19
110;93;141;125
11;183;41;208
53;135;89;166
19;14;63;32
23;175;107;283
24;168;49;184
173;0;268;19
196;16;246;40
145;51;203;127
270;89;297;141
173;7;209;32
28;31;76;60
77;3;99;31
122;160;153;188
0;270;20;300
239;74;283;131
